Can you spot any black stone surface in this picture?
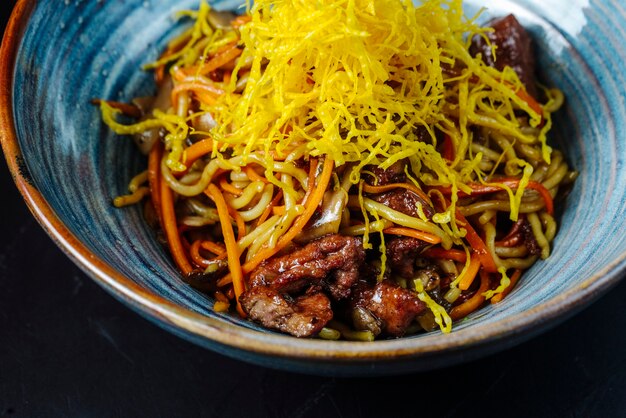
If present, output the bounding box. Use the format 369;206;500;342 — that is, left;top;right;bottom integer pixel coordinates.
2;3;626;417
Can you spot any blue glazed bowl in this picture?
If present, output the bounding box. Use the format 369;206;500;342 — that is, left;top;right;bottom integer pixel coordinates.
2;0;625;376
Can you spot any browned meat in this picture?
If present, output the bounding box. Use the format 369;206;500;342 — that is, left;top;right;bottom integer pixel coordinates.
520;218;541;256
370;188;435;219
364;160;407;186
351;280;426;337
250;234;365;300
470;15;537;97
386;237;429;279
240;287;332;337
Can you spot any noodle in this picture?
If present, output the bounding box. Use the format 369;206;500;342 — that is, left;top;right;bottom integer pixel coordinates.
99;0;576;340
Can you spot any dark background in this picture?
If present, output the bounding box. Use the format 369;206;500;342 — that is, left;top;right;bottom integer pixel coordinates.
2;2;626;417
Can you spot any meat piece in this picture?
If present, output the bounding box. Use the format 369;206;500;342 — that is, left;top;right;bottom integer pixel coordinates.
250;234;365;300
351;280;426;337
520;218;541;256
386;237;429;279
364;160;407;186
240;287;332;337
470;14;537;97
370;189;435;219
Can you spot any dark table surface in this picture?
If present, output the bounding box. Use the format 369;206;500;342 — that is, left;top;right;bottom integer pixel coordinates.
2;3;626;417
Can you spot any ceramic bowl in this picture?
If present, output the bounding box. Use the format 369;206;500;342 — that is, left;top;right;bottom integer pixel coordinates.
2;0;625;376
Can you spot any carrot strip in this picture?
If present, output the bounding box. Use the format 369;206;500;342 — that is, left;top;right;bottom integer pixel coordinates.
458;254;481;291
185;43;242;77
361;182;431;207
450;271;490;320
441;133;455;161
148;143;164;227
272;206;286;216
231;15;251;29
219;176;244;196
200;241;226;257
190;240;210;268
245;166;269;183
495;217;525;247
383;227;441;245
422;247;467;263
244;158;333;274
456;210;498;273
435;179;554;216
491;269;522;303
255;190;283;227
171;82;223;106
228;205;246;241
160;174;193;275
91;99;142;118
183;138;214;168
206;184;246;316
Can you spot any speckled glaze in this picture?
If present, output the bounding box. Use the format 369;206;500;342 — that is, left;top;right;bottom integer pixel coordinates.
1;0;625;376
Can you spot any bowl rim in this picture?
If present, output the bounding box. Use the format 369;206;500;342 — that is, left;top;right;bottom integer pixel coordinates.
2;0;626;364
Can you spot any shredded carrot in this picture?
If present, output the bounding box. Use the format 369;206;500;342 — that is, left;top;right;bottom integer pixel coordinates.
215;291;230;303
91;99;142;118
200;241;227;256
505;81;544;120
219;158;333;283
190;239;210;268
458;254;481;291
383;227;441;244
455;209;498;273
206;184;246;316
219;176;244;196
228;204;247;241
148;143;164;227
245;165;269;183
160;173;194;275
441;134;455;161
450;270;490;320
272;206;286;216
495;217;525;247
491;269;522;303
183;138;214;168
184;43;242;77
171;82;223;105
422;247;467;263
361;182;431;207
255;190;283;227
231;15;251;29
436;179;554;216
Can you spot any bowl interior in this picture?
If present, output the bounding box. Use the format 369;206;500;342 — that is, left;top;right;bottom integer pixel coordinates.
8;0;626;365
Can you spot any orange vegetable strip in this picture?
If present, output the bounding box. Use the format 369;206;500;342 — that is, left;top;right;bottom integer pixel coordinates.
456;210;498;273
148;143;164;227
435;179;554;216
255;190;283;227
244;158;333;274
361;182;431;207
160;174;193;275
91;99;142;118
171;82;223;105
491;269;522;304
495;217;525;247
450;270;490;320
458;254;481;291
228;205;246;242
183;138;214;167
506;81;544;118
383;227;441;245
441;134;455;161
422;247;467;263
219;176;244;196
200;241;227;256
231;15;251;28
190;240;210;268
222;71;231;85
245;166;269;183
206;184;246;315
186;43;242;77
214;291;230;303
272;206;286;216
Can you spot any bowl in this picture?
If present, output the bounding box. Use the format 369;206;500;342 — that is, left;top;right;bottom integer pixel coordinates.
2;0;625;376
